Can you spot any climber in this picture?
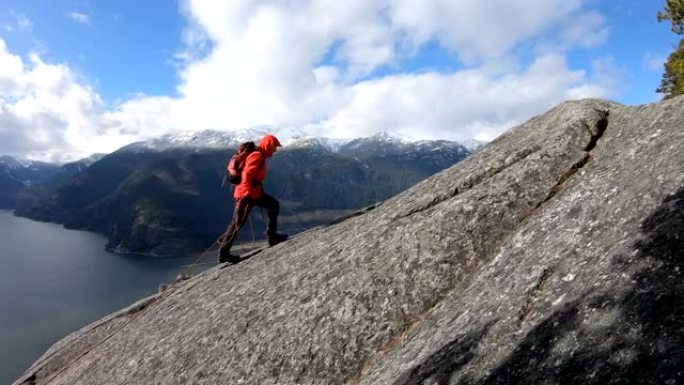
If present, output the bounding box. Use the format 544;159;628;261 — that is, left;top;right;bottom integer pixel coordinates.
218;134;288;263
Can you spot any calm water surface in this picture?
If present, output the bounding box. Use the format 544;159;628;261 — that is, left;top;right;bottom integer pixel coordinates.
0;210;211;384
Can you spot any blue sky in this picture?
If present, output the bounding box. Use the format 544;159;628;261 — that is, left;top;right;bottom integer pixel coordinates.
0;0;678;162
1;0;183;102
578;1;676;104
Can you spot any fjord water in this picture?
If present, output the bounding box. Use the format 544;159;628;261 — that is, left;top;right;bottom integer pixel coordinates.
0;210;206;384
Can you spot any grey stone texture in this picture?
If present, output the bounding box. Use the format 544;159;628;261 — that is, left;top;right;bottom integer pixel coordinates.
15;97;683;385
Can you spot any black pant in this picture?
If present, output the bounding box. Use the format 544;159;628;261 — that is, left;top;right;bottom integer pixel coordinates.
219;193;280;254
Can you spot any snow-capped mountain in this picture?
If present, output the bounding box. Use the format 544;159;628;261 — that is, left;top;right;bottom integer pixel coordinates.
0;155;23;174
0;156;59;184
0;154;106;209
338;132;470;158
61;153;108;174
281;137;353;152
14;130;475;253
460;138;488;152
118;127;275;153
117;129;484;156
0;156;60;208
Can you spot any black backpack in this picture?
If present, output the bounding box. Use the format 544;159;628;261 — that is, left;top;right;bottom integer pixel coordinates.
225;141;257;185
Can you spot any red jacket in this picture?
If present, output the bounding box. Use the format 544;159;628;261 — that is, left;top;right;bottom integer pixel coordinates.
234;134;281;199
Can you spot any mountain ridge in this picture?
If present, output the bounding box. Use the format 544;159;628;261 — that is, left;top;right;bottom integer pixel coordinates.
117;129;482;155
13;136;471;255
0;156;76;209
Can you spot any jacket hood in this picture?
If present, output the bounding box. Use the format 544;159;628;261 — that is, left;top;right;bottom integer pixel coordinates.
258;134;281;157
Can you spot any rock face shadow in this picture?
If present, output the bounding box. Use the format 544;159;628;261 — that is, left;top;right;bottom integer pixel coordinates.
469;186;684;385
392;322;496;385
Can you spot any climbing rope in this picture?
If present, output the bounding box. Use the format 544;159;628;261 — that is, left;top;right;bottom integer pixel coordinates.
168;238;222;284
31;190;275;383
33;201;362;384
179;202;258;278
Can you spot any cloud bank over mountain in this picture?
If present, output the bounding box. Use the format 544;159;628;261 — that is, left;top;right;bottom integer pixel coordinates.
0;0;619;162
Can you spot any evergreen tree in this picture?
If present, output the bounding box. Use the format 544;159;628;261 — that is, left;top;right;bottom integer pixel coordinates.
658;0;684;34
657;40;684;98
658;0;684;99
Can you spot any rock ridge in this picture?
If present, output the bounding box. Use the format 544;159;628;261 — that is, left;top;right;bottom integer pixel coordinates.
14;97;683;385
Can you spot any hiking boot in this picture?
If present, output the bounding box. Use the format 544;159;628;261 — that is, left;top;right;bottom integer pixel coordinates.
219;254;241;264
218;248;240;264
267;233;288;247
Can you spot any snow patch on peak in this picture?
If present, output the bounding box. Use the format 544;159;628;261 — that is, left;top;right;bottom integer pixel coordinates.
367;131;415;144
0;155;22;171
62;153;108;173
282;137;353;152
119;127;275;153
459;138;488;152
113;125;485;157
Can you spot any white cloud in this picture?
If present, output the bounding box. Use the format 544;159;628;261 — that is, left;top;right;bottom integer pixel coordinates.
9;11;33;31
390;0;585;63
590;57;623;92
560;11;609;49
66;11;92;25
0;40;136;162
643;52;666;71
168;0;614;138
320;53;606;141
1;0;618;162
17;16;33;30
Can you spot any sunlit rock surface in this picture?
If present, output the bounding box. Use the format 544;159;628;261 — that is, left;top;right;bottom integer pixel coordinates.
16;97;683;385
